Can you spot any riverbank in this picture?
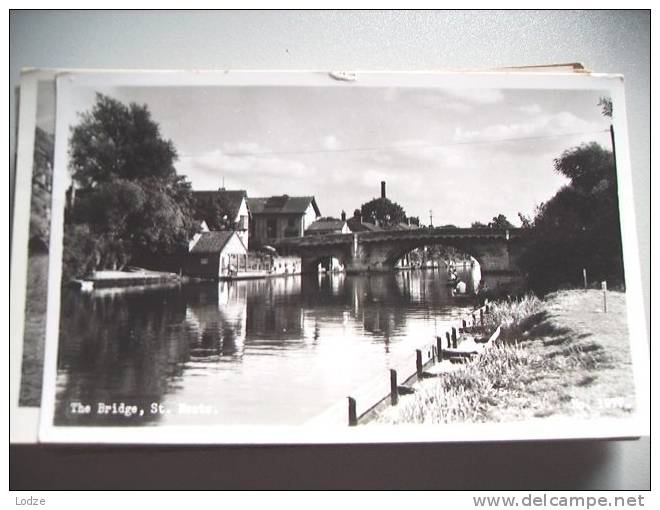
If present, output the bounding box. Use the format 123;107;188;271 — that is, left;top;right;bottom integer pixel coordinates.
372;289;635;425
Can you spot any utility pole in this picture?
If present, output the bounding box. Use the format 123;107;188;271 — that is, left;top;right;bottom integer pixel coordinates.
429;209;433;228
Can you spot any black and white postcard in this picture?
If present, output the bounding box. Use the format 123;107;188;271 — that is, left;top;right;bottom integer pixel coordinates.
22;70;647;444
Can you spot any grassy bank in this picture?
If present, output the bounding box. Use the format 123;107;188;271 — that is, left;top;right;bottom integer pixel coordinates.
373;289;635;425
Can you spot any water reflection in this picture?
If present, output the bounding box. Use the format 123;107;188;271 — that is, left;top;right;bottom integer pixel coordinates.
54;269;515;426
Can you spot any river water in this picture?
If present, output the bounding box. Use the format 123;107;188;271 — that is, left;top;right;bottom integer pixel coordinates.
54;268;501;426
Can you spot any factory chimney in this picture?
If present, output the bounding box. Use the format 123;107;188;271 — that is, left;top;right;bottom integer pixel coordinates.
381;181;386;199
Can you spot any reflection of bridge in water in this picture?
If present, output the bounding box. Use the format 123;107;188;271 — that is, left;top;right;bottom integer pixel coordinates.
274;227;527;276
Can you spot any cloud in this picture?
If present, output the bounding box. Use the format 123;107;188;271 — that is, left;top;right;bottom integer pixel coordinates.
406;88;504;115
176;141;319;195
452;111;605;144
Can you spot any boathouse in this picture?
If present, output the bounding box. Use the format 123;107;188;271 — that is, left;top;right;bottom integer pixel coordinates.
186;230;248;279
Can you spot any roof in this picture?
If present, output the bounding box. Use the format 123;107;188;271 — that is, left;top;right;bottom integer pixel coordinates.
305;218;347;233
192;189;247;230
190;231;238;254
247;195;320;216
346;217;382;232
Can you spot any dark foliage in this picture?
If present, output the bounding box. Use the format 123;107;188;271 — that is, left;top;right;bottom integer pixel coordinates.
519;142;624;293
64;94;196;278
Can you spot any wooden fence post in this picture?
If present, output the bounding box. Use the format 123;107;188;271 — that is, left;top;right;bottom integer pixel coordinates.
416;349;423;378
451;327;458;349
602;281;607;312
446;331;451;348
348;397;357;426
485;304;490;314
390;369;398;406
462;319;467;330
480;308;484;326
436;336;443;361
583;268;588;289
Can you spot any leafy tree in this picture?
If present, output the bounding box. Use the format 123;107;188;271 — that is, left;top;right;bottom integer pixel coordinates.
69;94;178;187
471;214;514;229
65;94;196;277
360;197;407;226
488;214;515;229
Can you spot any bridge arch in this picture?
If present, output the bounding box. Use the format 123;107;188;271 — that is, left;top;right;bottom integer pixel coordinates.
381;239;485;271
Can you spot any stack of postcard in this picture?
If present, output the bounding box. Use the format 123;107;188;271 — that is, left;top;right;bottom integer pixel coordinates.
10;68;649;444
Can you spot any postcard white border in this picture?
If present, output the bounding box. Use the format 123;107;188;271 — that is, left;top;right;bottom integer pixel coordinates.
37;70;649;444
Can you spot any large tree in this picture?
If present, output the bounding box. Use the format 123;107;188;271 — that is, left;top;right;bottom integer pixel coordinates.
64;94;195;278
520;142;624;292
360;197;407;226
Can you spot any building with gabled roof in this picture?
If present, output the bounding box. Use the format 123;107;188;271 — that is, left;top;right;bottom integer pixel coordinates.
246;195;321;247
185;230;248;279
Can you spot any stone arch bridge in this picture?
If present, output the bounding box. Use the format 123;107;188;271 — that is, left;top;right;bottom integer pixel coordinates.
273;227;527;275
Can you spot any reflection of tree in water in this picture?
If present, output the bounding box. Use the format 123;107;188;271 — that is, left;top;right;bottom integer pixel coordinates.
55;286;191;426
183;282;246;360
348;275;408;350
244;278;305;344
55;282;249;426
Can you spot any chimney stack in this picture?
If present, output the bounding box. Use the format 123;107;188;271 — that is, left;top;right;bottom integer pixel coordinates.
381;181;386;199
341;210;346;222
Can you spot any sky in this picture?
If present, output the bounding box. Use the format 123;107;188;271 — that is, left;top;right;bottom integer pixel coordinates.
61;83;612;227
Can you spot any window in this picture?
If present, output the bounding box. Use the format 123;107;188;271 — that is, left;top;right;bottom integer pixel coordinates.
267;218;277;239
239;215;248;230
200;258;209;265
284;217;299;237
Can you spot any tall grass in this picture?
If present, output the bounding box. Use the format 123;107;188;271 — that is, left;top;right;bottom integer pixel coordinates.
376;343;535;424
373;292;624;425
482;294;542;333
